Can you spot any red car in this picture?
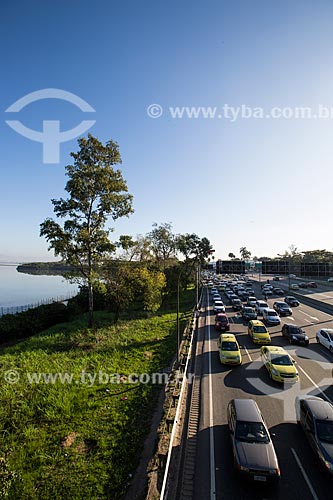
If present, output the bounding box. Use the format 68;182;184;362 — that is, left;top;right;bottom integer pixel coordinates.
215;313;230;331
299;282;318;288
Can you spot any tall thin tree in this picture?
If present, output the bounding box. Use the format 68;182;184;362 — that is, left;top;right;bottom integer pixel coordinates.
40;134;133;327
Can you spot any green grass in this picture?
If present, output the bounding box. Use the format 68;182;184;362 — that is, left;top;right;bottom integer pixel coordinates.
0;288;195;499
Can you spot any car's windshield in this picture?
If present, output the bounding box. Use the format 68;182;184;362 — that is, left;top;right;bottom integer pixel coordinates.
271;354;293;366
316;420;333;444
221;341;238;351
259;302;268;308
267;311;278;317
253;326;267;333
235;421;270;443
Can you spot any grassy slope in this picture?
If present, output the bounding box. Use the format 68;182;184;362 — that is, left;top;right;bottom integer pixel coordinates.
0;288;195;500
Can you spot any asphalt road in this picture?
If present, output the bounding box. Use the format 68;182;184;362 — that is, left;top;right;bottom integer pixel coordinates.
193;279;333;500
257;275;333;307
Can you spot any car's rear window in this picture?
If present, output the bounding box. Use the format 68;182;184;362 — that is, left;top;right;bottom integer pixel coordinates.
235;421;270;443
288;326;302;334
253;326;267;333
271;354;293;366
221;341;238;351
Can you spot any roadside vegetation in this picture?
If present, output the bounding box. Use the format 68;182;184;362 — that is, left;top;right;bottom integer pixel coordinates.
0;288;195;499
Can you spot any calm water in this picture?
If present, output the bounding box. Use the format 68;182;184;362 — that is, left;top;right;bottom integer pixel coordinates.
0;265;78;309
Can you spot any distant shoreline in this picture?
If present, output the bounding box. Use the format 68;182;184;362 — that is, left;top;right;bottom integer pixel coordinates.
17;262;77;273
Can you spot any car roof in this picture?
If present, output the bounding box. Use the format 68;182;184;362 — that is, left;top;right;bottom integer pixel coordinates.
305;398;333;420
220;333;236;341
216;313;227;318
264;308;276;313
232;398;262;422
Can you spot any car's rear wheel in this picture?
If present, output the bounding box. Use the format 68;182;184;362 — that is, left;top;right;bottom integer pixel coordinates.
316;337;320;343
330;346;333;353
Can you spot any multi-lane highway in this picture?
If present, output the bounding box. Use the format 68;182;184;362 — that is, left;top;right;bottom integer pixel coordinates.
193;278;333;500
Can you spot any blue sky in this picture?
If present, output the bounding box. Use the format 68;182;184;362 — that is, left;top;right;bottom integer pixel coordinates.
1;0;333;262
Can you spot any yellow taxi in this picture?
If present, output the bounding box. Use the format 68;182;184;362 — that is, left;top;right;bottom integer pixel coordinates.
248;320;271;344
261;346;299;384
217;333;242;365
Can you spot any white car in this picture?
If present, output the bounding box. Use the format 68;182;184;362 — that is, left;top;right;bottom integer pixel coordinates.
316;329;333;353
255;300;269;315
213;300;226;313
262;308;281;326
328;278;333;283
247;296;257;307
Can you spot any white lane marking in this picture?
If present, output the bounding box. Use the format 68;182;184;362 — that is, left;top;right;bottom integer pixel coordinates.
298;310;319;321
207;292;216;499
291;448;319;500
297;364;333;404
303;319;313;324
288;316;295;321
243;345;253;362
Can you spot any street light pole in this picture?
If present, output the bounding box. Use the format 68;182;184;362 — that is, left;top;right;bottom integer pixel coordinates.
195;261;201;308
177;273;180;364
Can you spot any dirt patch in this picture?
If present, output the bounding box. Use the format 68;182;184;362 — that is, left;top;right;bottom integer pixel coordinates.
61;432;79;448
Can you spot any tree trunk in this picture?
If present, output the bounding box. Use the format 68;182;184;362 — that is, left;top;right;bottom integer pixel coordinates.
88;277;94;328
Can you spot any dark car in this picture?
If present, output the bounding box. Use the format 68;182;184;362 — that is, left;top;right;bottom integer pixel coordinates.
232;298;243;311
227;399;280;483
241;306;257;322
272;287;284;296
215;313;230;331
307;282;318;288
228;293;238;304
297;396;333;476
284;296;300;307
299;282;308;288
282;324;309;345
273;301;292;316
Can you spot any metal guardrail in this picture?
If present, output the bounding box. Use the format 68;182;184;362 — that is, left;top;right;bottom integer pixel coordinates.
289;290;333;315
158;288;204;500
0;292;77;317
